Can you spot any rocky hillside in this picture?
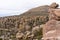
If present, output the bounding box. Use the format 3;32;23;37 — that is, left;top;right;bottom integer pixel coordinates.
0;3;58;40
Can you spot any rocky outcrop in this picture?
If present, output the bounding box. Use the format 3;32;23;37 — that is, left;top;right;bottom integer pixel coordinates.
43;3;60;40
0;3;58;40
50;2;59;8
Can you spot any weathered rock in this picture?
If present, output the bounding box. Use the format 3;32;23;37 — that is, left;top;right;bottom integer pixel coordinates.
0;2;59;40
49;8;60;20
24;31;34;40
50;2;59;8
16;31;24;39
32;26;40;34
43;20;56;33
43;6;60;40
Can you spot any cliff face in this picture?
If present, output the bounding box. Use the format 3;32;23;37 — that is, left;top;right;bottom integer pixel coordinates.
0;3;58;40
43;5;60;40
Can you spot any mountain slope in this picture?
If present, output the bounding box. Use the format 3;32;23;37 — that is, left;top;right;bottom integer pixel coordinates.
0;3;58;40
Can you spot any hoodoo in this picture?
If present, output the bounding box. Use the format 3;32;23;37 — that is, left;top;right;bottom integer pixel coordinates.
43;3;60;40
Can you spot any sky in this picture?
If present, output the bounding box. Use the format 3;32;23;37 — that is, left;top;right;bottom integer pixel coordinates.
0;0;60;17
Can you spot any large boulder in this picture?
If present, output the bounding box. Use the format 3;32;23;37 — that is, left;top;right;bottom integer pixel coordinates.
50;2;59;8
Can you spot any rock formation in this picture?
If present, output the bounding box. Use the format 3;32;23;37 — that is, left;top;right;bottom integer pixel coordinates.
0;2;58;40
50;2;59;8
43;3;60;40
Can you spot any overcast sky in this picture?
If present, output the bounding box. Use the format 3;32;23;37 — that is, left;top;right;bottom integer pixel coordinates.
0;0;60;17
